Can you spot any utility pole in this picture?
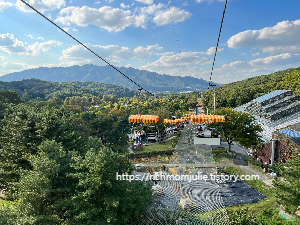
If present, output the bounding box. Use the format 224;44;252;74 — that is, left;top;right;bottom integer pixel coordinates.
137;88;142;114
213;89;216;115
209;83;216;115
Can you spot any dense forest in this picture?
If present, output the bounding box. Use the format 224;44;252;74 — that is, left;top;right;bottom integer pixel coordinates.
202;67;300;111
0;85;299;223
0;90;201;224
0;64;218;92
0;79;137;102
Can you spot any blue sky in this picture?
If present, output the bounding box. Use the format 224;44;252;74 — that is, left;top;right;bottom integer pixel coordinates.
1;0;300;84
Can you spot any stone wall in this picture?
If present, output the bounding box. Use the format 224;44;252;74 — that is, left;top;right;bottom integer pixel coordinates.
255;133;300;165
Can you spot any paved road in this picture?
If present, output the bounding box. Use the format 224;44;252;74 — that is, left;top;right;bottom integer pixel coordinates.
212;141;250;156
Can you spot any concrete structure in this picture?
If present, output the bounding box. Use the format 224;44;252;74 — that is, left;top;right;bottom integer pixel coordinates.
194;137;221;145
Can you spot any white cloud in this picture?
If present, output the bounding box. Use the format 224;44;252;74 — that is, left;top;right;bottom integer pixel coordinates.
252;52;260;56
249;53;300;67
139;3;164;15
120;3;130;9
139;52;211;76
0;33;28;54
0;55;5;61
95;1;101;4
55;4;192;32
60;44;132;64
155;51;175;56
219;61;251;70
55;6;146;32
217;53;300;71
240;53;246;55
27;34;34;39
153;6;192;26
200;46;223;55
60;43;160;65
124;64;132;68
0;62;38;76
155;44;163;51
105;0;113;3
16;0;65;13
0;1;13;11
182;1;188;6
0;33;61;56
228;19;300;53
28;40;62;55
27;34;45;41
261;46;300;54
136;0;153;4
63;27;69;32
132;45;155;59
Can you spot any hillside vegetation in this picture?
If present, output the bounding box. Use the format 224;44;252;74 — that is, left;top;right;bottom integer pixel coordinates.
0;79;137;102
203;67;300;110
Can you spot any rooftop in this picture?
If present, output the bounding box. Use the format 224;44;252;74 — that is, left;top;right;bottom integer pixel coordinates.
253;90;289;103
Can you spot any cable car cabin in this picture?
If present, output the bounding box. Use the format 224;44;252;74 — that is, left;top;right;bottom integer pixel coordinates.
190;114;225;145
129;115;159;124
129;115;159;148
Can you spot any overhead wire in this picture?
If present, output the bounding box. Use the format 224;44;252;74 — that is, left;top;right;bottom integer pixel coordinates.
167;1;188;77
20;0;154;96
208;0;228;89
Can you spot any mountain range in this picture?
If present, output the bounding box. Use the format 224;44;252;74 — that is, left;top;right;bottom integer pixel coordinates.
0;64;218;92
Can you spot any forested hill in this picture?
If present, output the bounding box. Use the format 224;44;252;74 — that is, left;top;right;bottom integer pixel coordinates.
0;79;137;102
0;64;217;92
203;67;300;109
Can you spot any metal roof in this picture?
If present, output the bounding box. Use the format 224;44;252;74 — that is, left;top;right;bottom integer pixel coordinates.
279;129;300;138
253;90;288;103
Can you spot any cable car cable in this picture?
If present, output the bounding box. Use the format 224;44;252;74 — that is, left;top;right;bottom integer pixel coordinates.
208;0;228;89
20;0;154;96
167;1;188;77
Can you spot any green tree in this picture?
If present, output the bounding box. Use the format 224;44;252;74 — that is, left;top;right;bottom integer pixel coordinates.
273;153;300;214
64;97;70;105
0;103;85;194
0;90;23;119
208;108;262;149
68;140;153;224
274;70;300;95
226;207;256;225
6;140;74;224
0;138;153;225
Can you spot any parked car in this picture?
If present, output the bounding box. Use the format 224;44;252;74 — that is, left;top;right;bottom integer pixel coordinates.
147;133;158;142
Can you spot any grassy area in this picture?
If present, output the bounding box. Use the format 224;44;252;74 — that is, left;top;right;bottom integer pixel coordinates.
221;166;274;197
226;196;278;215
213;153;232;163
132;140;175;154
247;160;274;180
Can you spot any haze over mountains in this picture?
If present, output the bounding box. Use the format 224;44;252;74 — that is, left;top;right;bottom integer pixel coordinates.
0;64;217;92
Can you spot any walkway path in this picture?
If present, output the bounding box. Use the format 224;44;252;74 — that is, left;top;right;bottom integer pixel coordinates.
137;158;273;186
128;146;134;154
212;141;249;155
